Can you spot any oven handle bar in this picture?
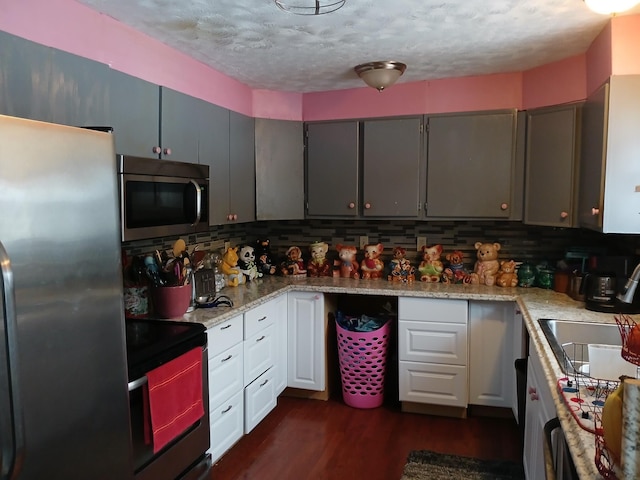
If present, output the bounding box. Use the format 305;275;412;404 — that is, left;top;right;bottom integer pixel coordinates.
128;375;148;392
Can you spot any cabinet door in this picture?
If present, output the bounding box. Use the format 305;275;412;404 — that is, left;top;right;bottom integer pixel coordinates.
202;103;231;225
255;119;304;220
362;117;422;217
399;361;467;407
426;111;516;218
244;368;276;433
107;69;160;158
160;87;200;162
273;294;288;396
287;292;325;391
229;110;256;223
0;31;52;122
243;324;275;387
208;390;243;464
306;121;359;217
525;105;581;227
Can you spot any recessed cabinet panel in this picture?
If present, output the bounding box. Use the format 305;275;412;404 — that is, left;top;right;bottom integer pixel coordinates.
229;111;256;223
399;361;467;407
160;87;201;162
399;321;467;365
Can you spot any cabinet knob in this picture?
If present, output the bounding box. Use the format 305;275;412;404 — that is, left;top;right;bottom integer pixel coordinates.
591;207;600;216
500;203;508;211
364;202;371;209
531;393;539;401
163;148;172;156
232;214;238;221
227;214;233;221
348;202;355;209
528;386;536;395
152;146;161;154
560;211;568;219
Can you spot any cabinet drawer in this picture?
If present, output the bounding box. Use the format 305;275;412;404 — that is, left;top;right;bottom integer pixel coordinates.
399;320;467;364
244;367;277;434
244;323;275;387
399;360;467;407
208;390;244;464
244;300;276;339
208;342;243;409
399;297;468;323
208;315;243;358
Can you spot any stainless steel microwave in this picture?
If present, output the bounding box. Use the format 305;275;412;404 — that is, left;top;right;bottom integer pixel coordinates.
118;155;209;242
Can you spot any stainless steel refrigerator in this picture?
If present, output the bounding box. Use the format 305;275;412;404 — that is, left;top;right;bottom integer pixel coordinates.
0;115;133;479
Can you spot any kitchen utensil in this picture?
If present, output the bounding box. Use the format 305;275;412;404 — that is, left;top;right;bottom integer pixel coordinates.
151;284;191;318
568;272;585;301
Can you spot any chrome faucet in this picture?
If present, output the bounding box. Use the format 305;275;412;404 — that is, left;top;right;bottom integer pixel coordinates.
617;262;640;303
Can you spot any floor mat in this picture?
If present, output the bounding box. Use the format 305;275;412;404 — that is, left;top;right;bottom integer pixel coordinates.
401;450;525;480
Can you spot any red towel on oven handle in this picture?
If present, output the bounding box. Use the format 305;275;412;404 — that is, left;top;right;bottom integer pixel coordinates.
143;346;204;453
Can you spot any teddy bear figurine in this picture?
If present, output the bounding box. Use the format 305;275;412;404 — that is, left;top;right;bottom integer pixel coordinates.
360;243;385;279
221;246;246;287
418;244;444;282
280;246;307;277
333;244;359;279
255;238;276;276
469;241;502;286
387;246;415;283
496;259;518;287
307;241;332;277
441;250;473;284
238;244;259;281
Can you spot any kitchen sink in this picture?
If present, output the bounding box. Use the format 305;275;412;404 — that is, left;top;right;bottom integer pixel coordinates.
538;318;623;376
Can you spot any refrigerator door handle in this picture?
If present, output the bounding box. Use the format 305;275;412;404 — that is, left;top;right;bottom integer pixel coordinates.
0;241;25;479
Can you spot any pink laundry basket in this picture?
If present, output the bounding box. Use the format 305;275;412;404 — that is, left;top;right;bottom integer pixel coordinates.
336;319;391;409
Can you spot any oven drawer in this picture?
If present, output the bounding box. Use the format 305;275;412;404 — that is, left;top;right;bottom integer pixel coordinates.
244;367;277;434
208;315;243;358
244;323;275;387
208;342;244;409
244;300;276;339
208;390;244;464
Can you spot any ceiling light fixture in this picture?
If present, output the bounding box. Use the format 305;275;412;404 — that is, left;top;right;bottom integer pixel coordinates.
274;0;346;15
354;61;407;92
584;0;640;14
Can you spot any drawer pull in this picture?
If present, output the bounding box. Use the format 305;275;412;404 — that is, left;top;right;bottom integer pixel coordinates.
221;354;232;363
258;315;267;322
220;324;232;330
221;405;233;414
256;335;266;342
260;378;269;387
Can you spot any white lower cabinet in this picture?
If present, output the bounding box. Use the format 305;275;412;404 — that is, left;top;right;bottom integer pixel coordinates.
244;367;277;433
273;293;288;395
209;390;244;464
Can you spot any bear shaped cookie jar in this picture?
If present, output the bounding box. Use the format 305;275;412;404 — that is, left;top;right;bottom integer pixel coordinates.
418;244;444;282
255;238;277;276
280;246;307;278
221;246;246;287
307;241;332;277
496;259;518;287
441;250;473;284
387;246;415;283
360;243;385;279
333;244;360;279
469;241;501;286
237;244;259;281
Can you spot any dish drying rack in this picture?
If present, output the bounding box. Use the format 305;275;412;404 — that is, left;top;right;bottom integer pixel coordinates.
556;314;640;479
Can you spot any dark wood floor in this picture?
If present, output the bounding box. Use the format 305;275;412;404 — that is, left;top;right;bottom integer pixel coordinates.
209;395;523;480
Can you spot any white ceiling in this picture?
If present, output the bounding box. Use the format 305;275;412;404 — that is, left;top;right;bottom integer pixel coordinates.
75;0;638;93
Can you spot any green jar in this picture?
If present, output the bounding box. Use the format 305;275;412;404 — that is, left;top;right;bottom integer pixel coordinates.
536;268;554;289
517;263;536;288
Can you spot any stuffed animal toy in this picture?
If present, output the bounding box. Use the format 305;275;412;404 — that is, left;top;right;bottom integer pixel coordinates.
280;246;307;277
360;243;385;279
387;246;415;283
496;259;518;287
307;241;332;277
418;244;444;282
441;250;472;284
255;238;276;276
238;244;259;281
333;244;360;279
221;246;246;287
469;241;502;286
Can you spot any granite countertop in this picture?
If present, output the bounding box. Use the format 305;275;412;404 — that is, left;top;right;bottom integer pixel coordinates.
178;275;622;479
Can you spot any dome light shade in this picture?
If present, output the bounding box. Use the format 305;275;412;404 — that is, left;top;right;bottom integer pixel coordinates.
584;0;640;14
275;0;346;15
354;61;407;92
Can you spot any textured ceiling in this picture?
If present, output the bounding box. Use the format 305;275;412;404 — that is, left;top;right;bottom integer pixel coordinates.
75;0;635;93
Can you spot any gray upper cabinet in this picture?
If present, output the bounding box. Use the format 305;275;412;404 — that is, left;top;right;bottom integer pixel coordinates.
202;103;231;225
255;119;304;220
0;31;52;122
361;117;422;217
106;69;160;157
160;87;201;163
579;75;640;234
524;104;581;227
306;121;360;217
426;111;519;219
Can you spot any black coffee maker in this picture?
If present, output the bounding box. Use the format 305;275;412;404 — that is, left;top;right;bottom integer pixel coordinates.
583;256;640;313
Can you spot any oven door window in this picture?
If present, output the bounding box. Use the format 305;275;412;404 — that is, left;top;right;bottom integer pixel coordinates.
125;179;200;229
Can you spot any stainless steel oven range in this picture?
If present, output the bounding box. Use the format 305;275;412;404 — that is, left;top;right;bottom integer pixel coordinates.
125;319;211;480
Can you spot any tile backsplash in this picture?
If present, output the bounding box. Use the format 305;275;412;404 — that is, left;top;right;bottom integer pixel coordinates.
123;219;640;273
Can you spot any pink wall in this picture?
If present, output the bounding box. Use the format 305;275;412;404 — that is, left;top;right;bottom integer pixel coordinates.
586;21;613;95
611;14;640;75
521;54;587;109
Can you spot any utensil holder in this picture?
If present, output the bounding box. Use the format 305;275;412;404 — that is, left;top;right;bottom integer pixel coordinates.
151;285;191;318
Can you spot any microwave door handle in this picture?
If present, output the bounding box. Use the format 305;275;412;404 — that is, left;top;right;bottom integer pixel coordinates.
188;179;202;227
0;241;25;479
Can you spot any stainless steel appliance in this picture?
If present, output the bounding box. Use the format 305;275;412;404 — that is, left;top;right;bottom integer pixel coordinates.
0;115;133;479
118;155;209;242
125;319;211;480
583;272;618;312
583;255;640;313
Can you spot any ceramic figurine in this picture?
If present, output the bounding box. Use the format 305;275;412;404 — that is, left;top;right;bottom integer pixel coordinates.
255;238;277;276
238;244;259;281
387;246;415;283
333;244;360;279
469;242;501;286
418;244;444;282
307;241;332;277
360;243;385;279
280;246;307;277
517;263;536;287
441;250;472;284
496;259;518;287
221;246;246;287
